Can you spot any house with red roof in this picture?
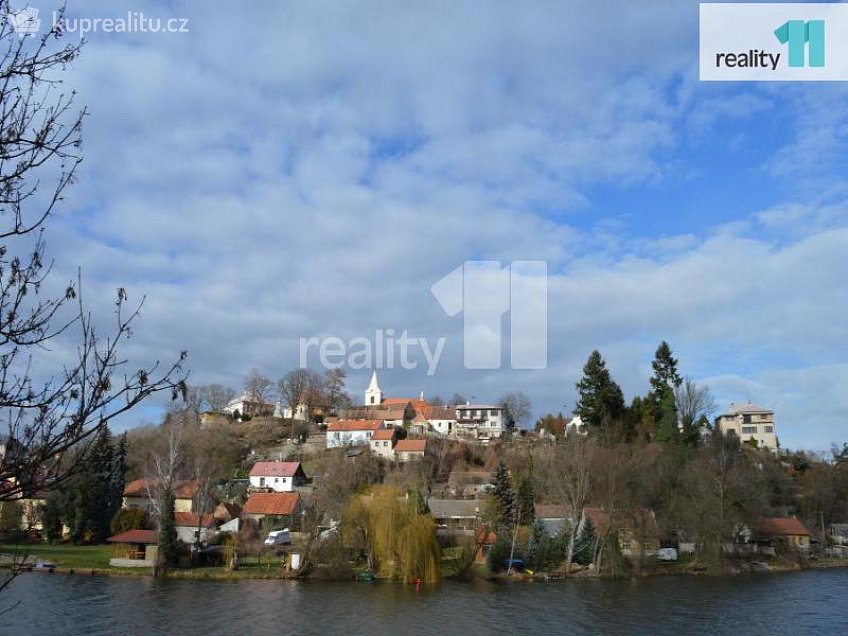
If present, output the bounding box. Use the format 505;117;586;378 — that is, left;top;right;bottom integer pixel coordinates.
174;512;217;545
393;438;428;463
122;478;203;514
249;461;308;492
107;529;158;567
754;517;810;551
370;428;398;460
243;491;304;528
325;419;386;449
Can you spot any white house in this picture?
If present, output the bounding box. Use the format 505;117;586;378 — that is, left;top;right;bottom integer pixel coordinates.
455;404;505;441
370;428;397;459
249;461;308;492
174;512;217;545
564;415;586;437
423;406;458;436
715;402;778;450
275;402;310;420
223;391;275;419
326;419;386;449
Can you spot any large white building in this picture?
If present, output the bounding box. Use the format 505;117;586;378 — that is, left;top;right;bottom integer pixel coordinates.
715;402;778;450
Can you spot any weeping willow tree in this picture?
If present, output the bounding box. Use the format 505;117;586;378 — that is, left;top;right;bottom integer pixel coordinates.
342;486;441;583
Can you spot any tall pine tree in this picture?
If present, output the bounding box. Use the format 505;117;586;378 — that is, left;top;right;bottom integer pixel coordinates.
649;342;683;443
491;460;515;529
575;350;625;434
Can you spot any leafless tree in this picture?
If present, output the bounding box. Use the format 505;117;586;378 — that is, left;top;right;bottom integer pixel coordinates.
277;368;317;420
539;436;596;573
675;376;717;430
0;1;186;517
244;368;273;403
196;383;237;414
499;391;532;432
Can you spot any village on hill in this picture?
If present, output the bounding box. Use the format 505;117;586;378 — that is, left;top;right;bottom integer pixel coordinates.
2;344;847;582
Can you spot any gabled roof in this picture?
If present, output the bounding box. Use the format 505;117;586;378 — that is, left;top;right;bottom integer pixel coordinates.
427;498;479;519
249;461;303;478
174;512;216;528
243;492;302;516
423;406;458;420
371;429;396;441
394;439;426;453
123;478;199;500
535;504;571;520
327;419;384;432
107;529;158;544
755;517;809;537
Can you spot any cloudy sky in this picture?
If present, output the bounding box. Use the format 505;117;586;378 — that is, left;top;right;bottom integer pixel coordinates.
25;0;848;449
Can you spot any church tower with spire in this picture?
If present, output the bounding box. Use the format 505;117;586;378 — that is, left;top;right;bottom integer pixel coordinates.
364;370;382;406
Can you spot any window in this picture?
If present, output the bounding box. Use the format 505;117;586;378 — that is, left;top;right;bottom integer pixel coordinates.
259;477;265;487
743;414;752;424
764;426;774;433
741;426;757;435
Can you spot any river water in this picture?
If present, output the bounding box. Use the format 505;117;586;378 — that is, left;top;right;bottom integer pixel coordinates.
2;568;847;635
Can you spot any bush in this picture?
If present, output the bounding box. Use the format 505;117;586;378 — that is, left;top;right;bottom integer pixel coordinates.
110;508;151;535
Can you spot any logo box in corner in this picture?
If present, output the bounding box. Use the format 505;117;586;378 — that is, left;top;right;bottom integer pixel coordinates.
700;3;848;81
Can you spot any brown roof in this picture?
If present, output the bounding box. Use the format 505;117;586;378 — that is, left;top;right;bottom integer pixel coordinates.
214;502;242;520
243;492;302;516
123;478;199;500
394;439;426;453
327;419;384;432
535;504;571;520
583;507;658;536
249;461;303;478
174;512;216;528
107;529;158;544
755;517;810;537
423;406;457;420
371;429;396;441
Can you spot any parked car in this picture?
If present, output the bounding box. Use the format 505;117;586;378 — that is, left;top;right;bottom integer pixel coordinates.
657;547;678;561
264;529;292;546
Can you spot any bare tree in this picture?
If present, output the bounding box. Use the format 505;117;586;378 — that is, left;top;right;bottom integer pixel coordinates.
277;368;316;420
0;6;186;504
675;377;717;431
244;368;273;402
196;383;237;414
499;391;532;432
539;436;596;573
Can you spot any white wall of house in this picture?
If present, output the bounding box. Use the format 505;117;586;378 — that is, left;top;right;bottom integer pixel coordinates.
429;418;457;436
249;475;294;492
370;438;395;459
176;525;215;545
326;429;376;448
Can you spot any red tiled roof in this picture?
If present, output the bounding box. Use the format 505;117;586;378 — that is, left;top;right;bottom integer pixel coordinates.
174;512;215;528
107;529;158;544
249;461;302;478
394;439;426;453
243;492;302;516
383;398;428;412
423;406;457;420
756;517;810;537
371;429;396;441
327;419;384;432
123;478;198;499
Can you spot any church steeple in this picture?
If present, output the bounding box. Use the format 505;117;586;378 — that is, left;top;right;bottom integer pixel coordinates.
365;370;382;406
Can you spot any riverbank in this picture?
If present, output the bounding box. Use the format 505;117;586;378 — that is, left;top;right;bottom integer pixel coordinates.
4;543;848;584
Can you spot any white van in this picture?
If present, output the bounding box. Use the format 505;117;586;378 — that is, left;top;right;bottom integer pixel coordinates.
657;547;678;561
264;529;292;546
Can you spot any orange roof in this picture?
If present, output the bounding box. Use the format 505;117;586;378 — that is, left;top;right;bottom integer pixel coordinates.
249;461;303;478
123;478;199;500
371;429;396;441
107;529;158;544
394;439;426;453
756;517;809;537
383;398;428;412
327;419;384;432
174;512;215;528
243;492;302;516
